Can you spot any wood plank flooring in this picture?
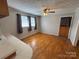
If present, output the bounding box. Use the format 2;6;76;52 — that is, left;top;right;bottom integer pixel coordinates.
22;33;79;59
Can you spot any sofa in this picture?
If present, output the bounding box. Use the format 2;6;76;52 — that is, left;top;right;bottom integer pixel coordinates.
0;31;33;59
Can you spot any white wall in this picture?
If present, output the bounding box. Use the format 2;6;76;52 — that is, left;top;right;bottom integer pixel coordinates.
0;8;40;39
41;14;60;36
75;24;79;45
0;29;2;36
70;8;79;46
40;8;75;36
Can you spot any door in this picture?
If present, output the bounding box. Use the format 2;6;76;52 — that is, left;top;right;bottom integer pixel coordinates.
59;17;72;38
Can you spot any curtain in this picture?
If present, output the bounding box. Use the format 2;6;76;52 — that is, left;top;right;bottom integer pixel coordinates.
34;17;37;30
28;16;32;31
16;14;23;34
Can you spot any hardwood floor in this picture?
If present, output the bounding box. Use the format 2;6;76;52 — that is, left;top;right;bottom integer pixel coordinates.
22;33;79;59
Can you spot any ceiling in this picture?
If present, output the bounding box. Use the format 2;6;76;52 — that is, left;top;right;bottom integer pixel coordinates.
7;0;79;15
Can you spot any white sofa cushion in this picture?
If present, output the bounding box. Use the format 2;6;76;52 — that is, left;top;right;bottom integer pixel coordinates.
5;34;33;59
0;35;16;59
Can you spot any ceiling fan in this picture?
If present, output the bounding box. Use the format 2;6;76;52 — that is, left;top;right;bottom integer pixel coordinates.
43;8;55;16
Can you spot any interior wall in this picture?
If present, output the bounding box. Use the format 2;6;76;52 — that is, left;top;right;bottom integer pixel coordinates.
69;8;79;46
40;11;74;36
0;8;40;39
41;14;60;36
0;29;2;36
76;24;79;45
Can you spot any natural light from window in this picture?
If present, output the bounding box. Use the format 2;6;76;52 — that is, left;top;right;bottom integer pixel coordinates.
21;16;29;27
31;17;35;27
21;16;35;28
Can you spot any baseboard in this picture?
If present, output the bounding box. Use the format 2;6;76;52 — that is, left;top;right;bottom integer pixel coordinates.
21;32;41;40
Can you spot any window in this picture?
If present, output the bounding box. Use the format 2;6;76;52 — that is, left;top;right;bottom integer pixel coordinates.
31;17;35;27
21;16;36;28
21;16;29;27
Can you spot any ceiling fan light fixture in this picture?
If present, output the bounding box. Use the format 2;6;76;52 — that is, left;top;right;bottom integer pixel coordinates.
43;8;49;16
43;12;48;16
44;8;50;13
43;8;55;16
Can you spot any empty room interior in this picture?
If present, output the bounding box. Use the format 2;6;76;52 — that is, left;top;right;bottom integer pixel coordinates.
0;0;79;59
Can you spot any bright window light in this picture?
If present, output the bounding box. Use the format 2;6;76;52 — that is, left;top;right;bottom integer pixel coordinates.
21;16;29;27
31;17;35;27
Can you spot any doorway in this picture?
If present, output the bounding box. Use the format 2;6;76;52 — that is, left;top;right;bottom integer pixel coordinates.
59;17;72;38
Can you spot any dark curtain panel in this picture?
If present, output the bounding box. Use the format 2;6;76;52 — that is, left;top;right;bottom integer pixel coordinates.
28;16;32;31
34;17;37;30
16;14;23;34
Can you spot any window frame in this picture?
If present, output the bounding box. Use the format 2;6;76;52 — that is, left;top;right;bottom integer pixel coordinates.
21;15;29;28
21;15;36;28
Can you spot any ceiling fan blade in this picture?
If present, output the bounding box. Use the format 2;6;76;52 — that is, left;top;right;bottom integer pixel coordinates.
49;11;55;13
